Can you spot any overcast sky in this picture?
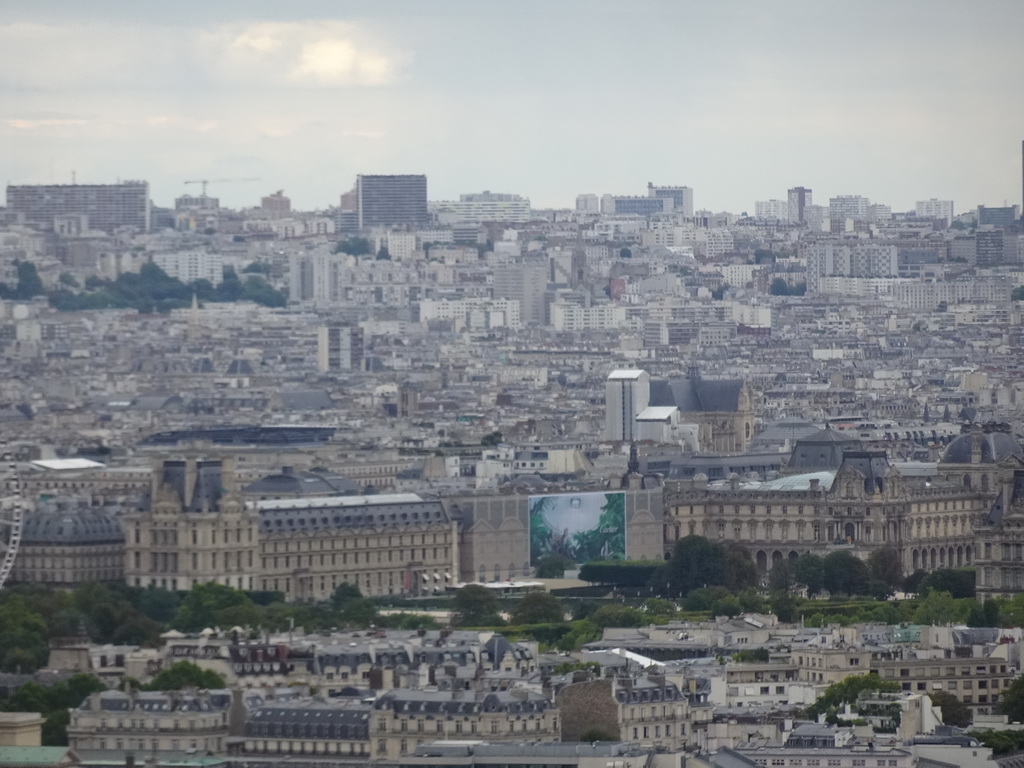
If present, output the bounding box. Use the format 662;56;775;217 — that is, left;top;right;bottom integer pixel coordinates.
2;0;1022;213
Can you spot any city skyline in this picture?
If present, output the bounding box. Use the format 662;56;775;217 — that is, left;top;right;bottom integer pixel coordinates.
1;0;1023;212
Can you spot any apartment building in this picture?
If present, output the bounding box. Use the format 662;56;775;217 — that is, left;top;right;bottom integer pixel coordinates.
369;690;558;761
6;181;150;232
68;689;235;755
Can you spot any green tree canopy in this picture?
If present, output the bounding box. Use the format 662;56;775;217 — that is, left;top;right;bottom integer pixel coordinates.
451;585;503;627
1001;674;1024;724
509;592;565;625
589;604;647;629
912;590;967;626
793;553;825;596
822;551;871;596
806;674;900;721
918;569;976;599
0;596;50;672
334;236;372;256
661;536;727;596
174;583;257;632
928;690;971;727
867;548;904;592
330;582;364;610
143;661;226;691
0;674;106;745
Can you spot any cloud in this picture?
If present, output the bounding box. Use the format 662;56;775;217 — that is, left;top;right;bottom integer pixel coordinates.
6;118;87;129
0;20;402;91
201;21;403;87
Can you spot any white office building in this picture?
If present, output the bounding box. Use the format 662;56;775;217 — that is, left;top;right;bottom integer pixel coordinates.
152;250;223;285
604;369;651;442
754;200;790;221
916;199;955;225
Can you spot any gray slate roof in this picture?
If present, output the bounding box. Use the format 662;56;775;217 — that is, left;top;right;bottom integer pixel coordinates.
650;376;744;412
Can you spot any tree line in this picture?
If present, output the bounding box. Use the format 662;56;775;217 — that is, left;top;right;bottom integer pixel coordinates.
48;262;286;313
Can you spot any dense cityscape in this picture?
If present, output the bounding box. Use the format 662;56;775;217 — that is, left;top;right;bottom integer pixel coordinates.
0;158;1022;768
4;2;1024;767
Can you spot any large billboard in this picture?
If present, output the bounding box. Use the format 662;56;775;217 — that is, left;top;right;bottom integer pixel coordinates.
529;492;625;565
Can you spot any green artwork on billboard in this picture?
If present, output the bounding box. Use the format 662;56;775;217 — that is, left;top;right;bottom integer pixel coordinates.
529;492;626;565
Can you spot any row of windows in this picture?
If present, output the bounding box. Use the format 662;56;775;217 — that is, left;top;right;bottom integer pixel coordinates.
268;531;447;552
267;548;449;570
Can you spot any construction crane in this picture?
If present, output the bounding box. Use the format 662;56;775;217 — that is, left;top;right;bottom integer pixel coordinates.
183;177;262;197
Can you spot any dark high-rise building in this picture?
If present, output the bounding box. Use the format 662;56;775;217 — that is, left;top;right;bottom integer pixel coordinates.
978;205;1018;230
787;186;812;223
355;174;428;229
5;181;150;232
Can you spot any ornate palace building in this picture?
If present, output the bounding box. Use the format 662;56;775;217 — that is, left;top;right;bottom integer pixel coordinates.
664;424;1023;580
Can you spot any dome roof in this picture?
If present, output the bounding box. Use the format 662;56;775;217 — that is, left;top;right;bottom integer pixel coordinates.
21;508;123;545
940;430;1024;464
787;428;861;471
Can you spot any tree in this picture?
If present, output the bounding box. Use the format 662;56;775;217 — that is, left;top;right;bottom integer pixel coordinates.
535;554;574;579
903;569;928;594
724;544;759;592
966;599;1000;628
770;591;798;623
330;582;364;609
712;596;742;617
242;261;271;275
912;590;965;626
134;587;181;624
339;598;378;628
13;261;44;299
334;236;372;256
661;536;727;596
737;588;768;613
619;248;632;259
711;283;730;300
555;619;601;651
174;583;257;632
376;245;391;260
770;277;791;296
682;586;733;612
0;674;106;745
1013;286;1024;302
509;592;565;625
732;648;771;663
1000;674;1024;723
143;661;226;691
867;548;904;592
589;604;647;628
918;569;976;599
481;430;503;446
822;551;870;596
769;559;795;592
806;674;900;721
451;585;502;627
0;596;49;672
58;272;78;288
793;553;825;596
928;690;971;727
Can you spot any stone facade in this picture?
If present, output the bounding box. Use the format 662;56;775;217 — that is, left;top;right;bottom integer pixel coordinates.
68;689;237;755
123;458;260;591
11;501;124;586
664;429;1017;577
369;690;558;762
256;494;458;601
556;675;694;751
